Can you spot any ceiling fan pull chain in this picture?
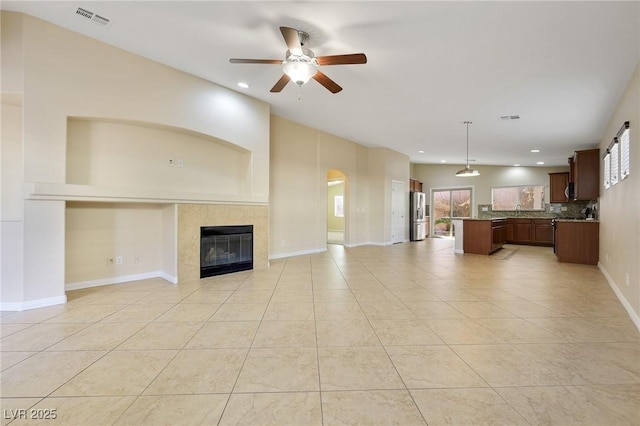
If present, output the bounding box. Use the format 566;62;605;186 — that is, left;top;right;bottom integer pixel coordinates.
297;85;302;102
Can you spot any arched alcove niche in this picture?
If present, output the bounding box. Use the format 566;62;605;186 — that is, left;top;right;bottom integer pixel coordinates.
66;117;252;196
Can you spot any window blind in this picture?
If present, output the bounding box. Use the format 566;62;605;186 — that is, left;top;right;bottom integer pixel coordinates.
620;127;630;180
603;151;611;189
610;141;619;186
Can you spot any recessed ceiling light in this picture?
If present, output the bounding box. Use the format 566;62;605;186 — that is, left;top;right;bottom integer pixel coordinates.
418;150;424;154
536;161;545;165
440;160;447;163
237;82;249;89
530;149;540;153
513;164;520;167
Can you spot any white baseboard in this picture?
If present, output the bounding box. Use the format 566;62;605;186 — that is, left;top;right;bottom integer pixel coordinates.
65;271;178;291
157;271;179;284
368;241;392;247
344;241;370;248
0;295;67;312
598;262;640;332
269;247;327;260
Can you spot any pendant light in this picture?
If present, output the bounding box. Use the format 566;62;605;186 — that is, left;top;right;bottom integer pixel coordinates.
455;121;480;177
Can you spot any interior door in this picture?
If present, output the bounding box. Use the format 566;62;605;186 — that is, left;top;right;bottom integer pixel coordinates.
391;180;405;244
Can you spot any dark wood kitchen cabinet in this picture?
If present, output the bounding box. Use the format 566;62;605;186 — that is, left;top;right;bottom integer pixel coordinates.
555;221;599;265
569;149;599;201
506;218;553;247
532;219;553;245
549;172;570;203
464;219;506;255
505;222;514;242
509;218;532;244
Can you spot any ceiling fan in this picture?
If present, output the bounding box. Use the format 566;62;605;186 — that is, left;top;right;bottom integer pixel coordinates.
230;26;367;94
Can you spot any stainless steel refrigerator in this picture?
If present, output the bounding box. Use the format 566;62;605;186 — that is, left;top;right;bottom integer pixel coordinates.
410;192;427;241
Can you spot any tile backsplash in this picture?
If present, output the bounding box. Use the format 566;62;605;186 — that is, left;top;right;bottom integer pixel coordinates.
477;202;596;219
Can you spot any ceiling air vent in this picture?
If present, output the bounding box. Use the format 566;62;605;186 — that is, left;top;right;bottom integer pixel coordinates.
499;115;520;121
75;7;112;27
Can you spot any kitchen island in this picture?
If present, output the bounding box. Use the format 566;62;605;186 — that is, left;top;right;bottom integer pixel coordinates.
463;218;507;255
555;219;599;265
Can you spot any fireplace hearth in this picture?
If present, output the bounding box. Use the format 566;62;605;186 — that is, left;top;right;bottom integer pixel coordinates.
200;225;253;278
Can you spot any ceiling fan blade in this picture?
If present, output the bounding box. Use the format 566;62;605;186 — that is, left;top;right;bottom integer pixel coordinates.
229;58;282;64
312;71;342;94
316;53;368;66
280;26;302;54
270;74;291;93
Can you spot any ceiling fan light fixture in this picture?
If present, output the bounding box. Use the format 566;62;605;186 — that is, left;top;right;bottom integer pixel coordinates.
283;61;317;86
455;121;480;177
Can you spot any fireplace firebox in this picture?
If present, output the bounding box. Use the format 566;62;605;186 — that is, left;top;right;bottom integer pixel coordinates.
200;225;253;278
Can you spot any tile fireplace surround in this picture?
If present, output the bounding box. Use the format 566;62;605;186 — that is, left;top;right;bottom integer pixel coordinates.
177;204;269;282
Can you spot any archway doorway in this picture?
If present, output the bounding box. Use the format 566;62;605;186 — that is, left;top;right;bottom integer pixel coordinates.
327;169;346;245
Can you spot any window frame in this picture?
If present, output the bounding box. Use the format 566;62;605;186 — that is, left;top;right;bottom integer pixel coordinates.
605;121;630;190
491;185;546;211
620;124;630;181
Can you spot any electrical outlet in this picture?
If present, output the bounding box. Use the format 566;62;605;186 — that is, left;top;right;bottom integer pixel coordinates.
482;207;489;212
177;159;184;168
561;206;568;211
107;258;114;266
115;256;123;265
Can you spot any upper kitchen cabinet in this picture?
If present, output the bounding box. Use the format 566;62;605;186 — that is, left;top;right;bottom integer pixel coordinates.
569;148;600;201
410;179;423;193
549;172;570;203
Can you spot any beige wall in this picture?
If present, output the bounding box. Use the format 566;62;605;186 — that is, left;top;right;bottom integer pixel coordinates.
18;13;269;190
369;148;411;244
598;62;640;325
1;12;271;309
269;116;410;257
65;203;170;287
412;163;570;216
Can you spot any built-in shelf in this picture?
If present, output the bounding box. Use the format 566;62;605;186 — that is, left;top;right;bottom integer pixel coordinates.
24;183;268;205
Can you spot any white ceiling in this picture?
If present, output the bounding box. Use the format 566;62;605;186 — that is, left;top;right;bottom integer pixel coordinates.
3;1;639;167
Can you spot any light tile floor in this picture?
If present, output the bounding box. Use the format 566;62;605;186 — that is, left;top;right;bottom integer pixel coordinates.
1;241;639;425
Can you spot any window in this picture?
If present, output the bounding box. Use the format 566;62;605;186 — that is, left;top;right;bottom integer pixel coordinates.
432;188;472;237
603;151;611;189
491;185;545;211
606;122;630;190
610;141;619;186
620;125;630;180
334;195;344;217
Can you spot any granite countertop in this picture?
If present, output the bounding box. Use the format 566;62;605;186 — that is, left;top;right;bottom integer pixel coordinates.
463;217;508;221
466;217;598;222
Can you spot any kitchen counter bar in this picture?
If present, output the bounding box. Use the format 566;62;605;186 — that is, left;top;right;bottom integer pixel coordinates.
555;220;599;265
462;218;506;255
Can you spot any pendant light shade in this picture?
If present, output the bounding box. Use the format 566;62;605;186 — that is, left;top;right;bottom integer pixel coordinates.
455;121;480;177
